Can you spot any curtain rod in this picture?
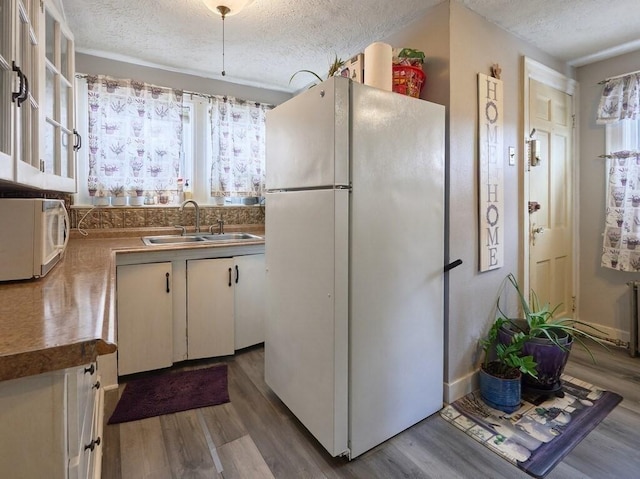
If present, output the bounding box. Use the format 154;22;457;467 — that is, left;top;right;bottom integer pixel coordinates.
598;69;640;85
74;73;271;107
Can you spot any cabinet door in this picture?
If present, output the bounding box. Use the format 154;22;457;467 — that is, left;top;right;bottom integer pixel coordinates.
67;363;101;479
0;0;15;180
187;258;234;359
117;262;173;375
234;254;265;350
13;0;42;188
0;370;68;479
41;1;75;192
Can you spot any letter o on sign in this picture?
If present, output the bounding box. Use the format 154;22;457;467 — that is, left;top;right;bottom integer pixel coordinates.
485;101;498;124
486;204;499;227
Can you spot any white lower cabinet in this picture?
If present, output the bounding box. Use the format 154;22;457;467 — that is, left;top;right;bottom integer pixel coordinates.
0;362;102;479
187;257;235;359
187;253;266;357
117;262;173;375
115;250;265;375
234;254;266;350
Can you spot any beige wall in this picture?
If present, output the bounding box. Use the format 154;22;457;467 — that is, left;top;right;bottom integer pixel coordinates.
388;0;571;401
577;50;640;344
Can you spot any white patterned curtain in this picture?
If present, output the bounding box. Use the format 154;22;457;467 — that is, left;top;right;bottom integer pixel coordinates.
86;75;184;198
602;150;640;271
209;96;271;197
597;73;640;124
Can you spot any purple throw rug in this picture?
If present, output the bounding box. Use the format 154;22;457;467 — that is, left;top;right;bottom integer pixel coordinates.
108;364;230;424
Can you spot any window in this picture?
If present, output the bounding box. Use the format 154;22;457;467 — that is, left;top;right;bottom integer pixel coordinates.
75;75;271;206
606;119;640;152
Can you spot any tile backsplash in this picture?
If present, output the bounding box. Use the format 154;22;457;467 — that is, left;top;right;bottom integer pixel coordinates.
70;205;265;230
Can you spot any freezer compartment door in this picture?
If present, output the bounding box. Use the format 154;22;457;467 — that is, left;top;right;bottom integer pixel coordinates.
266;77;349;190
265;189;349;457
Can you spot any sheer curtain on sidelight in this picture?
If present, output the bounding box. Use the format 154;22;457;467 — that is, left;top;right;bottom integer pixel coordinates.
209;96;272;200
598;72;640;270
86;75;184;202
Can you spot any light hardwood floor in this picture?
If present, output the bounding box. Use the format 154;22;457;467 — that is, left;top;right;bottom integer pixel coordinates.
102;345;640;478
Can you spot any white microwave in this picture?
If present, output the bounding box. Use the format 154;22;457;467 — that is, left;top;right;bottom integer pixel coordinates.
0;198;70;281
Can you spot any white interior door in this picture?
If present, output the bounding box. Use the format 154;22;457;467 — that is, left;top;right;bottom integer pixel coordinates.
528;78;574;317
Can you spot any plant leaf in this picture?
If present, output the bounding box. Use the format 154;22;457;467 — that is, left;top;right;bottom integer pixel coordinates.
289;70;324;85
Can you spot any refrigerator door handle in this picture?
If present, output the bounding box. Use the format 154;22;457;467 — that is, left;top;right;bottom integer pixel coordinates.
444;259;463;272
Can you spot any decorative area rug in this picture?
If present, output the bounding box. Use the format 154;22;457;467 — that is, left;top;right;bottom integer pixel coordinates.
440;374;622;478
108;364;229;424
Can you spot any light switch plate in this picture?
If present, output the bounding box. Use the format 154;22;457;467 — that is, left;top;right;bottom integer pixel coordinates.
508;146;515;166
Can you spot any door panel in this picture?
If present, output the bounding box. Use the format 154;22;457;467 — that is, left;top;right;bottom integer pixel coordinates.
265;77;349;190
264;189;349;457
187;258;235;359
529;79;573;317
117;262;173;375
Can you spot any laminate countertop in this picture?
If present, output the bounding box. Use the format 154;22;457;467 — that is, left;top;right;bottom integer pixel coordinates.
0;228;264;381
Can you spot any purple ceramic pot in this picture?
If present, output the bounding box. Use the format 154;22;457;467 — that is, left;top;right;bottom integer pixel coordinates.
499;320;572;393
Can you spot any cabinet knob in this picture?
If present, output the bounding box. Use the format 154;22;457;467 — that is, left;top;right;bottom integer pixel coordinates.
84;364;95;375
84;437;101;452
92;381;101;390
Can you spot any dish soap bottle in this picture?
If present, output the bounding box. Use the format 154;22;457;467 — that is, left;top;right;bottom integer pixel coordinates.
184;180;192;200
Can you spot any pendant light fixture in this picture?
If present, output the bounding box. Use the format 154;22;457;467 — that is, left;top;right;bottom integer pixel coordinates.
202;0;255;77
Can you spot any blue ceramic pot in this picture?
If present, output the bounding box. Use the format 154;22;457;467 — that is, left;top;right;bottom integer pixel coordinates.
479;367;522;413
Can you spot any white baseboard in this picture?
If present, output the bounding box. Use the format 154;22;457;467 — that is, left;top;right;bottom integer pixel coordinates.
444;369;478;404
578;320;629;347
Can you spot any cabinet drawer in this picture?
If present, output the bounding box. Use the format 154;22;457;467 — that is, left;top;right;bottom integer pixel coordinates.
69;377;102;479
67;363;96;450
68;363;99;477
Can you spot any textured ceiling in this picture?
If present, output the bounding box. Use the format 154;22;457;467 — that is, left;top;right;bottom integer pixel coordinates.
459;0;640;66
62;0;640;93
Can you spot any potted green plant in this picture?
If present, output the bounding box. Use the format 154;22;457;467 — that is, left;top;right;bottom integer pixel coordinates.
479;317;538;413
289;54;346;86
497;273;608;395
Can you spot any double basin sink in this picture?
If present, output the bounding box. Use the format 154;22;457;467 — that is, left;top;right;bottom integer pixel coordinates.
142;232;263;246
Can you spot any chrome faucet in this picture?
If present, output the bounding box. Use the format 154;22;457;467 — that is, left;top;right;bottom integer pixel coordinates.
209;218;225;235
180;199;200;233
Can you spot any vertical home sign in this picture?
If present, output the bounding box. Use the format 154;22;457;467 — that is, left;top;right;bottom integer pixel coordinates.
478;73;504;271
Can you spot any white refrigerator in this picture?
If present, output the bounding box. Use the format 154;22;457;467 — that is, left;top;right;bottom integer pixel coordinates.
264;76;444;459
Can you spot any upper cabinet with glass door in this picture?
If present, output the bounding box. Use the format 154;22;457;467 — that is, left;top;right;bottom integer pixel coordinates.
41;0;76;192
0;0;17;182
14;0;44;188
0;0;76;192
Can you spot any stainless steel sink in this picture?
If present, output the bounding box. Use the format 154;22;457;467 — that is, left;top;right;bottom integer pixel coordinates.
142;232;263;246
198;233;262;241
142;235;206;245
